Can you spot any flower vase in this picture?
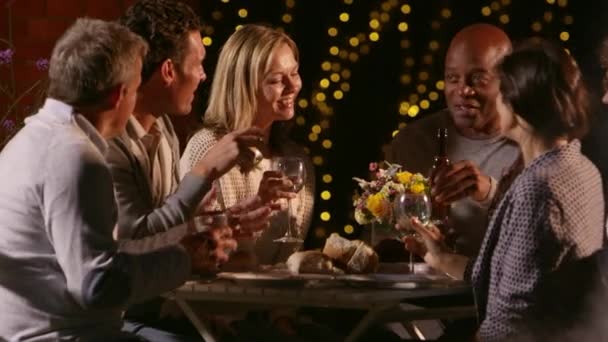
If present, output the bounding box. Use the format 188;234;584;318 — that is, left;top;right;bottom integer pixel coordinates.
366;220;398;248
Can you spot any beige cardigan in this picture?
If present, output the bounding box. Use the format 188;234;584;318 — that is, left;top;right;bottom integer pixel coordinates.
180;127;315;265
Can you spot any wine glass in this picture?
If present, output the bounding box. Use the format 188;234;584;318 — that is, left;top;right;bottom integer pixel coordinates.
393;192;432;273
273;157;306;243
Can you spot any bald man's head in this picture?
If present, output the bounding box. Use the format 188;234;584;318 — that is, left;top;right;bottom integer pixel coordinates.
444;23;512;138
447;24;511;66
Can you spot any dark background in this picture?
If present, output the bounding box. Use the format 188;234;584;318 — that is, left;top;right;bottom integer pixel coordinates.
185;0;608;248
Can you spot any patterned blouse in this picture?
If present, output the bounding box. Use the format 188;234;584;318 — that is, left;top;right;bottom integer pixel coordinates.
469;140;604;341
180;127;315;265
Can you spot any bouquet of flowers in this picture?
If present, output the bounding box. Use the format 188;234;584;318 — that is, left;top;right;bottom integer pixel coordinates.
353;161;430;225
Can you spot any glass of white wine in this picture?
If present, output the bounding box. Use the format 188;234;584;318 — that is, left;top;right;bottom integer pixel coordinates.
273;157;306;243
393;192;431;273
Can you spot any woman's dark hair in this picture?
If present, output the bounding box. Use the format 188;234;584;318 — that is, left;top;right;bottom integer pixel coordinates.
498;38;590;140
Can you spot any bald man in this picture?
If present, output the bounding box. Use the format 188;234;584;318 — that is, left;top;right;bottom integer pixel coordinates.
390;23;520;256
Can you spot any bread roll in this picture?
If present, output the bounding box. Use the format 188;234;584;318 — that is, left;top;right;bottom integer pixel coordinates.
322;233;358;265
347;241;379;274
322;232;379;274
286;250;342;274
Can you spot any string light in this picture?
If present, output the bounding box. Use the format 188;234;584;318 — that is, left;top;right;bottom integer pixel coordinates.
237;8;248;18
282;14;293;24
344;225;354;234
320;212;331;221
202;37;213;46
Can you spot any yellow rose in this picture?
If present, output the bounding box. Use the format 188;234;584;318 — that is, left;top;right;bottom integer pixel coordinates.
366;193;390;218
396;171;413;185
410;182;426;194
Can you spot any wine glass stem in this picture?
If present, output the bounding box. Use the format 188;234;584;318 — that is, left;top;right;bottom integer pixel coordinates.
285;198;293;238
409;251;414;274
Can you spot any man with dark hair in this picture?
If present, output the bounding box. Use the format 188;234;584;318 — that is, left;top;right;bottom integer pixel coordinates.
120;0;202;84
110;0;291;339
0;17;231;341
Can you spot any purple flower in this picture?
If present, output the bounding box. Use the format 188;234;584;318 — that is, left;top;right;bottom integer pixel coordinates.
35;58;49;71
0;48;14;65
1;119;16;131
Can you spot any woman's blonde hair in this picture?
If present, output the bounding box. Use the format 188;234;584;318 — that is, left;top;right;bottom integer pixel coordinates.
204;24;299;132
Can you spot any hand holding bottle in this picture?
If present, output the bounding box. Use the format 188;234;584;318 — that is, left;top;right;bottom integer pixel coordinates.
431;160;493;204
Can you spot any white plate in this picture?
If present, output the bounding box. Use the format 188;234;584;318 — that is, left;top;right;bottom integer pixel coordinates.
217;271;336;287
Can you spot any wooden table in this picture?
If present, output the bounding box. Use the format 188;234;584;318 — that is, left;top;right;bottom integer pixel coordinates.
167;266;476;341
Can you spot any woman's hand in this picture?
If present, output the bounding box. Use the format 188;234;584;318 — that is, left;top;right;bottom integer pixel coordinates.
401;218;447;268
402;217;468;280
226;196;281;237
257;170;296;204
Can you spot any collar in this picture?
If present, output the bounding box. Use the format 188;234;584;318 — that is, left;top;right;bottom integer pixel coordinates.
128;115;165;140
29;98;108;155
128;115;149;140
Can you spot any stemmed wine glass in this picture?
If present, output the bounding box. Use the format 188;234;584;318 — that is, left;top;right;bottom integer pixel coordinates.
273;157;306;243
393;192;432;273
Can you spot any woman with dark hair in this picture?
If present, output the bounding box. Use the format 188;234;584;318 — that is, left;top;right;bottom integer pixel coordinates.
406;39;605;341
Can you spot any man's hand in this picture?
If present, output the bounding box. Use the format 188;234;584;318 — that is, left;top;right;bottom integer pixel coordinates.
180;226;237;274
195;185;217;215
432;160;492;204
191;127;264;181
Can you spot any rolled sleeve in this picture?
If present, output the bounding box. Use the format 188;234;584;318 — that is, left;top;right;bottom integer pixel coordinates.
107;138;212;239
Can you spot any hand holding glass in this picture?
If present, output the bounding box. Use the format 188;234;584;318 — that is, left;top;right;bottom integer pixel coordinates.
393;192;432;273
273;157;306;243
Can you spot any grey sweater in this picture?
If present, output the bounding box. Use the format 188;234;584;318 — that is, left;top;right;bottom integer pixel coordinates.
0;99;190;341
106;115;212;240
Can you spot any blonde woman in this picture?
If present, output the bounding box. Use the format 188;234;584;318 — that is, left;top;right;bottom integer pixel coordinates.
180;24;315;267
